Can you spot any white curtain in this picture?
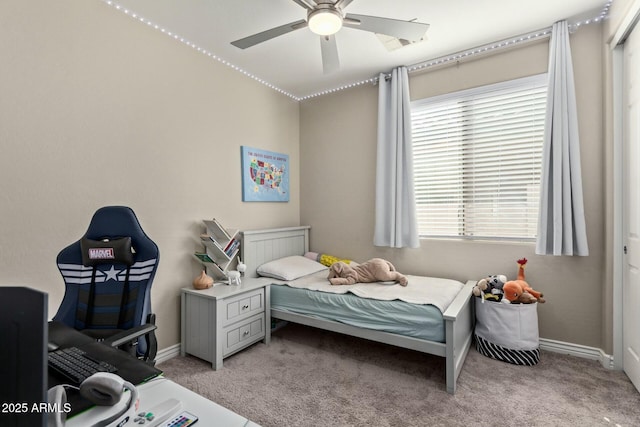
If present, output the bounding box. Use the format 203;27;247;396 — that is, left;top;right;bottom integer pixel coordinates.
536;20;589;256
374;66;419;248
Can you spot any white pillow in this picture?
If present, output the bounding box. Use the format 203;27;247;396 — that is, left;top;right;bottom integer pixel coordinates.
257;255;327;281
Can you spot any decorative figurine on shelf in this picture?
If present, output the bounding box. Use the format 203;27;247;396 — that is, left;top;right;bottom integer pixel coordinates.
237;258;247;276
228;270;241;285
193;270;214;290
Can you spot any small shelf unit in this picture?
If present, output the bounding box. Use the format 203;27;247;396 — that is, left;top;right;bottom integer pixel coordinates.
194;219;240;280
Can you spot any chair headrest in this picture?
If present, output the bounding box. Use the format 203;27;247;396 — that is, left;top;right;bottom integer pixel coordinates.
82;206;157;262
58;206;158;266
80;236;133;267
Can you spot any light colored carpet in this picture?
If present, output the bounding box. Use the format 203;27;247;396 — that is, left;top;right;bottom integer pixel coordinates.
158;323;640;426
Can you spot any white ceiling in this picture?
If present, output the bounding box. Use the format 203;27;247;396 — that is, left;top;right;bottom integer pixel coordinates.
111;0;608;99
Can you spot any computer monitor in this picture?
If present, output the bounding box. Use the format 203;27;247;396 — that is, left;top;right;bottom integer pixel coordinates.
0;286;48;427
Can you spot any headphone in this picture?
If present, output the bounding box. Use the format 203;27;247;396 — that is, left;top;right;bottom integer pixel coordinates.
47;372;139;427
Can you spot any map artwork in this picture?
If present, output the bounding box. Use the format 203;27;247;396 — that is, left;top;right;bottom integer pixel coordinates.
241;146;289;202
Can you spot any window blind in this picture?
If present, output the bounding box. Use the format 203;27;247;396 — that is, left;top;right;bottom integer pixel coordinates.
410;74;547;240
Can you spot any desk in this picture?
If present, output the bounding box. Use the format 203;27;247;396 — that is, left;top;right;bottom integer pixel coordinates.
49;323;260;426
48;321;163;417
48;321;162;388
66;377;257;427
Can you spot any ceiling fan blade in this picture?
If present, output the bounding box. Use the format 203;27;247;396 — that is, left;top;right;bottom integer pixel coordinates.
231;19;307;49
320;35;340;74
334;0;355;9
344;14;429;42
291;0;315;10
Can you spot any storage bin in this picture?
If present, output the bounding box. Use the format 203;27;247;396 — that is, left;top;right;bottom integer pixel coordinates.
474;298;540;365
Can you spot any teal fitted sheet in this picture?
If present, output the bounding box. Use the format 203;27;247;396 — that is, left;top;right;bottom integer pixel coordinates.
270;283;446;342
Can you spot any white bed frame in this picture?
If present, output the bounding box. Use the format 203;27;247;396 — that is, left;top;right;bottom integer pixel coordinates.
240;226;475;394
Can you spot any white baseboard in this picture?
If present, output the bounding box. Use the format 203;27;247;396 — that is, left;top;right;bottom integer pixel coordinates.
156;339;617;371
155;343;181;365
540;338;615;370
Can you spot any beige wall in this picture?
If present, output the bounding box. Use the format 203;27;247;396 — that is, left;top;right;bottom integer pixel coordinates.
0;1;300;349
300;24;606;349
0;1;613;353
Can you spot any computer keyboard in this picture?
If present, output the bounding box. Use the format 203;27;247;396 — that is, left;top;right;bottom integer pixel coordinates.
48;346;118;385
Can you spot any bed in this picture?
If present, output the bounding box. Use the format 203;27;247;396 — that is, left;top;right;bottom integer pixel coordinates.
240;226;475;394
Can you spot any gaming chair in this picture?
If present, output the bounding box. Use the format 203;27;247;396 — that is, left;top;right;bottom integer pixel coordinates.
53;206;159;363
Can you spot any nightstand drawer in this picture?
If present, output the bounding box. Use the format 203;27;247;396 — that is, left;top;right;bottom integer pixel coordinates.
223;288;264;327
223;313;265;357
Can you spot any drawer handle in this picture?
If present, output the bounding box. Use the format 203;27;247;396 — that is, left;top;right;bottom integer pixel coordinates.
243;331;250;336
242;305;249;310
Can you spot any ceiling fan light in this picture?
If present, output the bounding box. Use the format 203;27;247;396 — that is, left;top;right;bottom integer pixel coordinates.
308;9;343;36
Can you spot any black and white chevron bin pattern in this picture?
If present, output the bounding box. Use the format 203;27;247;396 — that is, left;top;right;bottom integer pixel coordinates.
475;334;540;365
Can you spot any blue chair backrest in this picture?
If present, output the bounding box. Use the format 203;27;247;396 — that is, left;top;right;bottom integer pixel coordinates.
53;206;159;342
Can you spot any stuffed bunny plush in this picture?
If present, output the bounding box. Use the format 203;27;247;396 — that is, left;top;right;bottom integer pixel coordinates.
328;258;408;286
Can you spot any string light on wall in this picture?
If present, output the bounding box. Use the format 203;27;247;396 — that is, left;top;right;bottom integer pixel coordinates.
574;0;611;27
404;28;552;75
101;0;299;100
102;0;611;102
301;28;554;100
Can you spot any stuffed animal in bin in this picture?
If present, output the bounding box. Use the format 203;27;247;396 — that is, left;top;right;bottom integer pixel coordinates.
473;274;507;302
472;280;487;297
328;258;408;286
502;258;545;304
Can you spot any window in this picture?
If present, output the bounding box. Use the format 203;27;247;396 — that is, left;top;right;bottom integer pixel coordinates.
410;74;547;240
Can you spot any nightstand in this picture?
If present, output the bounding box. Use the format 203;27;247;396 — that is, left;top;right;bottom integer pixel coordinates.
180;278;271;369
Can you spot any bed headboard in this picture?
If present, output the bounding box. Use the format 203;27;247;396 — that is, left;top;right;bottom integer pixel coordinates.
240;226;310;278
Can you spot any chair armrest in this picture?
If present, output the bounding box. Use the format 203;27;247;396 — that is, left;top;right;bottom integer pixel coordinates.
103;323;157;348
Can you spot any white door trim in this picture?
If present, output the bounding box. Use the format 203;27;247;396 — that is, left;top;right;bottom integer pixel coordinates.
612;44;624;371
611;0;640;47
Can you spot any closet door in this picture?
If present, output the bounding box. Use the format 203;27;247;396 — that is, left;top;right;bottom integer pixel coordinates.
623;20;640;393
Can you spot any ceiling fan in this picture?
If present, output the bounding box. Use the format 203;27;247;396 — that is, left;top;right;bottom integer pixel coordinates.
230;0;429;74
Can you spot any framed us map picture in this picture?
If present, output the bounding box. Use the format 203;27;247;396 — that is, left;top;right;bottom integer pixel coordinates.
241;146;289;202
